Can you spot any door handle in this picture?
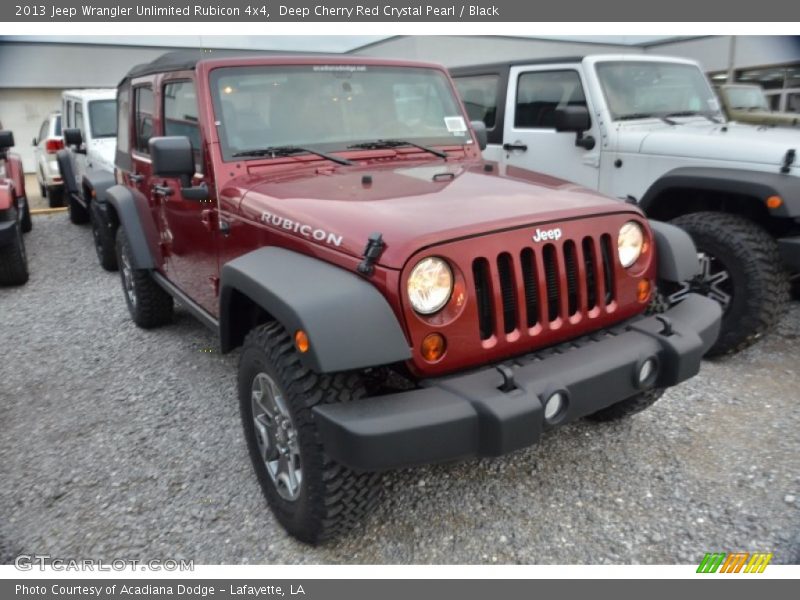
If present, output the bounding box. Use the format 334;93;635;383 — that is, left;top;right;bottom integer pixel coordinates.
502;142;528;152
129;172;144;183
152;184;174;197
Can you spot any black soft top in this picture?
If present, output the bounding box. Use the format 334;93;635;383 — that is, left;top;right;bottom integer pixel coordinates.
120;49;340;84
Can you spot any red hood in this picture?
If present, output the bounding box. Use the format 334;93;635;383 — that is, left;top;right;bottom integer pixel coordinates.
228;159;639;269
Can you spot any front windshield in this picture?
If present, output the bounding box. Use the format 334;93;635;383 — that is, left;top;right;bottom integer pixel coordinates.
210;65;470;159
725;86;769;110
596;61;721;120
88;100;117;138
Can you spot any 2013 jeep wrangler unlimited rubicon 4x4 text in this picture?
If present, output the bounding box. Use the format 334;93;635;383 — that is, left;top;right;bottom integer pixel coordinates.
103;52;722;543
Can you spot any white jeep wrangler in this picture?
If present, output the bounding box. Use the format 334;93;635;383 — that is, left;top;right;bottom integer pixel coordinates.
452;54;799;355
57;88;119;270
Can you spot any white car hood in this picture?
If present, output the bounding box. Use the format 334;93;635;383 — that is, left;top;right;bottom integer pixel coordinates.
88;138;116;171
616;119;799;167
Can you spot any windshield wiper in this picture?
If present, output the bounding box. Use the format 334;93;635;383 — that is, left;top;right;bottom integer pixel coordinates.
663;111;723;124
232;145;353;166
617;113;657;121
347;139;448;159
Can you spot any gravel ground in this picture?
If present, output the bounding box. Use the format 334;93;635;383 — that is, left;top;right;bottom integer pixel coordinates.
1;213;799;565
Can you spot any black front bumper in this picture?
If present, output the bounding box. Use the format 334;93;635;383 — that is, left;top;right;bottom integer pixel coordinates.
313;293;722;471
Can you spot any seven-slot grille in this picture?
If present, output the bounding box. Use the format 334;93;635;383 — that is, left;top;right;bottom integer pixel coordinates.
472;234;616;340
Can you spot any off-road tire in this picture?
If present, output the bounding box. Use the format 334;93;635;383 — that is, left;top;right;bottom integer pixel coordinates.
67;191;89;224
47;186;64;208
20;199;32;233
116;229;173;328
671;212;788;356
91;201;117;271
0;212;29;286
239;321;380;544
585;388;666;422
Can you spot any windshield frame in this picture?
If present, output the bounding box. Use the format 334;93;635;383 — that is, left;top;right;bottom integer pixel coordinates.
88;99;117;139
594;60;723;122
208;63;472;163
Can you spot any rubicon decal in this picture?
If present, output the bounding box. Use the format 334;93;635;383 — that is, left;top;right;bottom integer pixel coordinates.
696;552;773;573
532;227;563;242
260;211;343;247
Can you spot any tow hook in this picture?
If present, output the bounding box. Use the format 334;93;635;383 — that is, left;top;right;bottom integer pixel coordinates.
496;364;517;392
656;315;674;336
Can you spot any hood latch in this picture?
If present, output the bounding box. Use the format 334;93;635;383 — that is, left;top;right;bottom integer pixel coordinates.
357;232;386;276
781;149;796;174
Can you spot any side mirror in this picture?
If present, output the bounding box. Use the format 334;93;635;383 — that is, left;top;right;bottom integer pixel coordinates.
554;106;595;151
63;128;85;153
470;120;488;151
149;136;208;200
0;130;15;150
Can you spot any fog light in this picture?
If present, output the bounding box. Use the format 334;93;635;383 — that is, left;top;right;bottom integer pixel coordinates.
421;333;446;362
544;391;566;421
638;358;657;385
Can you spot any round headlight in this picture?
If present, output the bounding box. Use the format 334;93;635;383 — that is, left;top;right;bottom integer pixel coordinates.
407;257;453;315
618;221;644;268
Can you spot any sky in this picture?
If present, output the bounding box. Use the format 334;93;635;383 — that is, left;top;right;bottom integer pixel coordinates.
0;35;682;52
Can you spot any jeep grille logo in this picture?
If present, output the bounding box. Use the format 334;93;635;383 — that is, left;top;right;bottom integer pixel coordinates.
532;227;562;242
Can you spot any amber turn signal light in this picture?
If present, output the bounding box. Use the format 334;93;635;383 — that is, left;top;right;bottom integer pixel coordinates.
294;330;310;353
637;279;652;303
766;195;783;209
421;333;446;362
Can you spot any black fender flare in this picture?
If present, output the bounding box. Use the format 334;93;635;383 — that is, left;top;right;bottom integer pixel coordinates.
104;184;160;269
220;247;411;373
640;166;800;219
82;168;116;204
648;220;700;283
83;169;119;228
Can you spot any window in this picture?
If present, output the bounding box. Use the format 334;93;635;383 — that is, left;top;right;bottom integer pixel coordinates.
38;120;49;143
65;100;73;128
515;70;587;129
454;75;500;128
788;92;800;113
209;65;468;160
163;80;201;170
117;84;130;161
596;61;719;121
134;86;154;154
74;104;85;135
54;115;61;136
88;100;117;138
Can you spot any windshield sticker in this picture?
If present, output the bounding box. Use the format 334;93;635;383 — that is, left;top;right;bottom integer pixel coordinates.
313;65;367;73
444;116;467;134
260;210;343;247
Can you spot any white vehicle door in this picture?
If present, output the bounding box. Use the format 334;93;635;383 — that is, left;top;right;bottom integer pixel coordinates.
502;65;601;189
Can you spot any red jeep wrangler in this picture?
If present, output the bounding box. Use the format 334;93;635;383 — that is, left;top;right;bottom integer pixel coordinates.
104;52;722;543
0;129;31;286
